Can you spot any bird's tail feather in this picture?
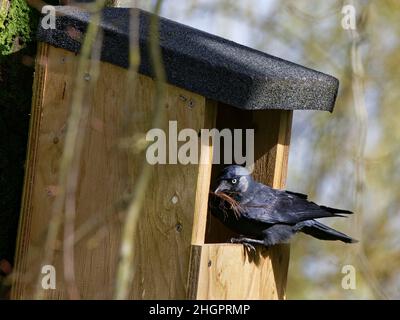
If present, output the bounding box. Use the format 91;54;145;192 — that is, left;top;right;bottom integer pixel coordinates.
319;205;353;215
297;220;358;243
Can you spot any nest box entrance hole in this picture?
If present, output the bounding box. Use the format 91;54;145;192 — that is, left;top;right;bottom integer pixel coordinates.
204;103;293;244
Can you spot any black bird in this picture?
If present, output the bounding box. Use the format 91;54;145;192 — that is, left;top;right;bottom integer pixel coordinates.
210;165;357;250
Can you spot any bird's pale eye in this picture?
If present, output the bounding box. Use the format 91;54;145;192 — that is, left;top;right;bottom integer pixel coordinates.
231;178;237;184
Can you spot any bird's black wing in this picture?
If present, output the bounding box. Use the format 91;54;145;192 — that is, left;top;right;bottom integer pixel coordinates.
285;190;308;199
241;184;352;225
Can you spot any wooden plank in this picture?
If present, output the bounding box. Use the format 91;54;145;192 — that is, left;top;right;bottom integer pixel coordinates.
194;243;289;299
11;42;50;297
12;45;217;299
190;106;293;299
191;100;217;246
186;245;202;300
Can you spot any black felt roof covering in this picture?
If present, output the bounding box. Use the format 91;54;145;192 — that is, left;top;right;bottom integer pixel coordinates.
37;6;339;112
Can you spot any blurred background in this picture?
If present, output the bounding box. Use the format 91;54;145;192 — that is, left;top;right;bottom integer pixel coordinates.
1;0;399;299
132;0;399;299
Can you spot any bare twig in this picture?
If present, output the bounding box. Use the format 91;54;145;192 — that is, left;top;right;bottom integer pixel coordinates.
34;0;107;299
114;0;166;300
348;0;390;300
63;27;104;301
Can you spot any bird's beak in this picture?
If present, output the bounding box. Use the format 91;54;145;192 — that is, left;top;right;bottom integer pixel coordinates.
214;180;230;194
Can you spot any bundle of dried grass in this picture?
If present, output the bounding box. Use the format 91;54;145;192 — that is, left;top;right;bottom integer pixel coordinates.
209;191;243;220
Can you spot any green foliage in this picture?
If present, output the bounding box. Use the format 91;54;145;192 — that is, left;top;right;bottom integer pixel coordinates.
0;0;38;55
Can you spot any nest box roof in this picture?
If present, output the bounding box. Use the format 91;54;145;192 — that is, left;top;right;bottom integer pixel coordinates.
38;6;339;112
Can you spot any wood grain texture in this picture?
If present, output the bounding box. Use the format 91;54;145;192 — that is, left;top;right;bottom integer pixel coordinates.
12;42;50;298
12;45;217;299
186;245;202;300
194;244;289;300
191;100;216;246
190;104;293;300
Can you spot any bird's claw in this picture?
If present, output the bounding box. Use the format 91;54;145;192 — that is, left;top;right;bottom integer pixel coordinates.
243;242;256;253
230;237;257;253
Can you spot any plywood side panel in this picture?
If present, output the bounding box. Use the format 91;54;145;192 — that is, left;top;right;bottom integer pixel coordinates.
193;244;289;300
12;42;50;298
12;45;216;299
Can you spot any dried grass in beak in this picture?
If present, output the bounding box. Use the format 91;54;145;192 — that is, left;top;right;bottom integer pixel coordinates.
209;191;243;219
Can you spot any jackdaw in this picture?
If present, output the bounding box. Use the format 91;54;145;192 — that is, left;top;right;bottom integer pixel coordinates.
209;165;357;250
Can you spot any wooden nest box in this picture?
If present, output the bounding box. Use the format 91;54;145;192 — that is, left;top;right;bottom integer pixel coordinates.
12;6;339;299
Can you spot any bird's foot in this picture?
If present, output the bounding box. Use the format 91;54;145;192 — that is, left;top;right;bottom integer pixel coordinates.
243;242;257;253
230;237;257;253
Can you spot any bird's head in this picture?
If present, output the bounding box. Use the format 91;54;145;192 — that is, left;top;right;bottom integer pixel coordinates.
214;165;253;199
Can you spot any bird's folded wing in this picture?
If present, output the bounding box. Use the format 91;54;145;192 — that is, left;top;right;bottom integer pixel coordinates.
242;190;348;224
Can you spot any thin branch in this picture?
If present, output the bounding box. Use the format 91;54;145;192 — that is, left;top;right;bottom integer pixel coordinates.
114;0;166;300
63;27;104;301
348;0;390;300
34;0;107;299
